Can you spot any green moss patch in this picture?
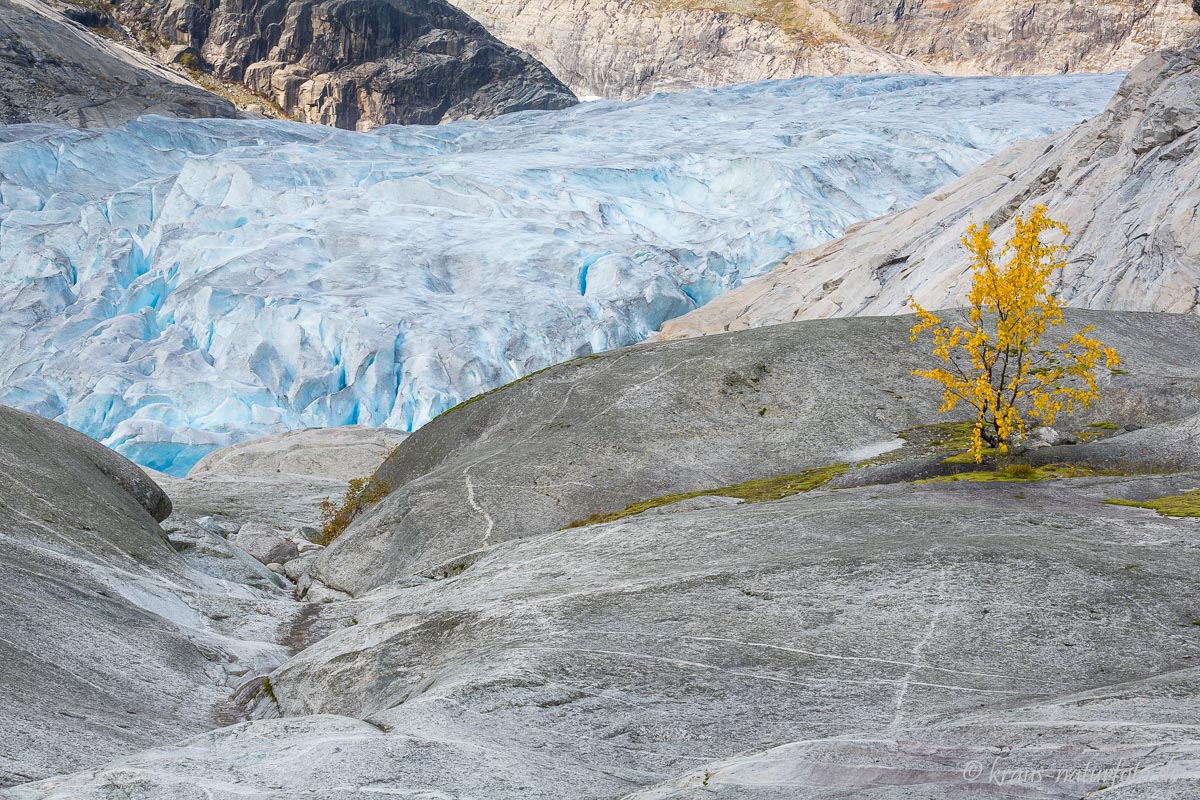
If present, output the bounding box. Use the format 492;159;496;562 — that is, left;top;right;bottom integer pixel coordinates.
565;463;849;529
1105;490;1200;518
899;420;976;451
942;447;1003;465
918;463;1124;484
1078;421;1121;442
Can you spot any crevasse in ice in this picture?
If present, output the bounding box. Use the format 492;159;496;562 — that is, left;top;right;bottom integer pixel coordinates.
0;73;1123;474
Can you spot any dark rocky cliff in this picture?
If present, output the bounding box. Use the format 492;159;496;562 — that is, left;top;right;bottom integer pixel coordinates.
0;0;238;127
116;0;578;128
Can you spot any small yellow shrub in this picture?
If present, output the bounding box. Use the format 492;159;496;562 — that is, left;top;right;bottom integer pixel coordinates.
910;205;1120;463
318;445;402;544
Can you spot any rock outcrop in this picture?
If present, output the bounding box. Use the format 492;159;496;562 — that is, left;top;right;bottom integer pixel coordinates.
10;311;1200;799
151;428;407;563
188;426;407;483
0;405;302;786
441;0;925;99
303;310;1200;598
446;0;1200;99
660;47;1200;340
113;0;577;128
814;0;1199;76
0;0;238;126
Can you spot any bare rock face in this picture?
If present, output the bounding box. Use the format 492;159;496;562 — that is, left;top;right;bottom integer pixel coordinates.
445;0;1200;99
440;0;926;100
115;0;577;128
189;426;407;483
152;427;408;549
303;310;1200;599
0;405;300;786
659;47;1200;340
0;0;238;127
812;0;1200;75
11;312;1200;799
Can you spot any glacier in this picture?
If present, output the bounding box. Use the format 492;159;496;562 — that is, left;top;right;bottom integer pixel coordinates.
0;73;1123;474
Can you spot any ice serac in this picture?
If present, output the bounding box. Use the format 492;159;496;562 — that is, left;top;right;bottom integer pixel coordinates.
113;0;577;128
0;0;238;127
660;48;1200;340
444;0;1200;99
0;74;1120;475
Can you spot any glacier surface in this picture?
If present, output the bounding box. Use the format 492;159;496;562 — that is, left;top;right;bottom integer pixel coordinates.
0;73;1123;474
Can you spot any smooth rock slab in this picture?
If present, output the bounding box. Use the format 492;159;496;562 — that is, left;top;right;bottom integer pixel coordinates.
233;524;301;566
188;426;407;483
13;471;1200;798
0;405;302;786
309;310;1200;597
161;516;288;591
0;0;238;127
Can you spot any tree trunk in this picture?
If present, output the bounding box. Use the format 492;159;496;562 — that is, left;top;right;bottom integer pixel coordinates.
980;416;1001;448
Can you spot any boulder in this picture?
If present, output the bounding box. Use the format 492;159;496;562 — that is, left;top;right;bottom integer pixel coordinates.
283;552;320;582
234;524;301;565
161;517;289;591
1025;426;1081;449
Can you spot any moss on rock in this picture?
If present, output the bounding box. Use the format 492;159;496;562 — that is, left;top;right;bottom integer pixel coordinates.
918;463;1125;484
1105;490;1200;518
565;463;848;528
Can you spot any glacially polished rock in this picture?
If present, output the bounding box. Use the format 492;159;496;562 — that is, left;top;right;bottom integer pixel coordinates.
0;405;301;786
13;468;1200;799
0;0;238;127
188;426;407;483
306;310;1200;598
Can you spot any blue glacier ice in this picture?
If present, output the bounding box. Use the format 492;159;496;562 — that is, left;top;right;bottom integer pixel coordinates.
0;73;1123;474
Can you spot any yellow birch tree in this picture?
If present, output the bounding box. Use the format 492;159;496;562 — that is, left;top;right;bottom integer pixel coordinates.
910;205;1120;463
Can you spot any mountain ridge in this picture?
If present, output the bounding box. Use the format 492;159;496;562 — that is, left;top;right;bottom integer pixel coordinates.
111;0;579;128
444;0;1200;99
